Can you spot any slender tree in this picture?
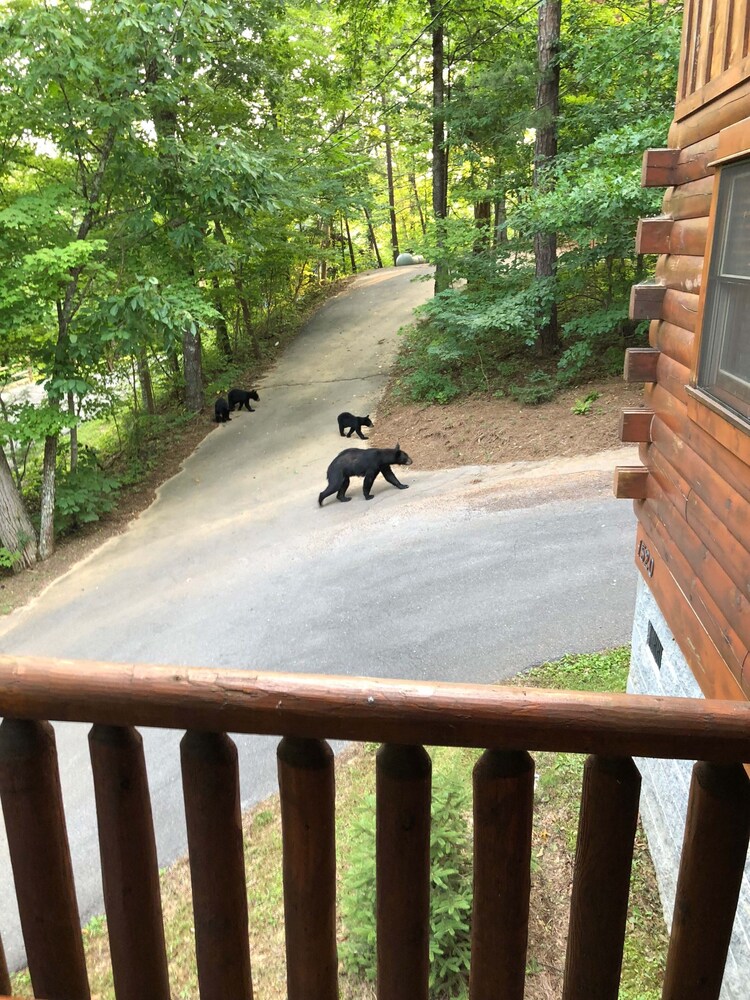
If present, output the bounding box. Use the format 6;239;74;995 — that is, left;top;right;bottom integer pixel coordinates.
431;0;450;293
382;95;400;265
533;0;562;355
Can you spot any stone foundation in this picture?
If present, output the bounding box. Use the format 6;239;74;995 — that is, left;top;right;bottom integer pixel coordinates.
627;574;750;997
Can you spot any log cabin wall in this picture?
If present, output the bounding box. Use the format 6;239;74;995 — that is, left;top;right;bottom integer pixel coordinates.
620;7;750;987
676;0;750;123
621;0;750;705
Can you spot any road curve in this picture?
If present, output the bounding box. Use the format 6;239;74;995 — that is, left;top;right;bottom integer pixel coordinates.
0;265;639;965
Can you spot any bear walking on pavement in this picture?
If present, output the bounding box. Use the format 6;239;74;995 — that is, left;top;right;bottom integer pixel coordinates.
214;397;231;423
228;388;259;412
318;444;412;505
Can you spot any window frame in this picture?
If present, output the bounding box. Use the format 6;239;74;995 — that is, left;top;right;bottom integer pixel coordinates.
690;116;750;434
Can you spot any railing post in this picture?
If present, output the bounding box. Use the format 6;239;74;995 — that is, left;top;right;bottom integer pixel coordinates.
470;749;534;1000
0;719;90;1000
181;731;253;1000
0;930;11;995
562;755;641;1000
376;744;431;1000
89;724;170;1000
277;737;338;1000
662;761;750;1000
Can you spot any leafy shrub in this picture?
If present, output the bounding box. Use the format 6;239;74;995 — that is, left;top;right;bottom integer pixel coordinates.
571;391;600;415
341;766;473;997
0;547;22;570
508;370;558;405
399;368;461;404
55;448;120;533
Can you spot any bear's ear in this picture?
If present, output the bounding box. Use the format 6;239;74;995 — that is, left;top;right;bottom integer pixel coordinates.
394;441;400;451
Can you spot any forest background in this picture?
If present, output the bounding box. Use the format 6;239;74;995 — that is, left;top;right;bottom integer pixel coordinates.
0;0;681;573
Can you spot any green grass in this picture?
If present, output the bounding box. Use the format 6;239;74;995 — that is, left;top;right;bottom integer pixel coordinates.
11;647;667;999
516;647;667;1000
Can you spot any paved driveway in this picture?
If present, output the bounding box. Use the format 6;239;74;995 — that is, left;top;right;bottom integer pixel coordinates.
0;265;639;965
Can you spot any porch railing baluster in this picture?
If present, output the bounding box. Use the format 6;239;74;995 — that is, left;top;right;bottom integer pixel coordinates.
0;719;90;1000
88;724;170;1000
662;761;750;1000
470;749;534;1000
180;731;253;1000
376;744;431;1000
0;930;11;995
277;737;338;1000
562;755;641;1000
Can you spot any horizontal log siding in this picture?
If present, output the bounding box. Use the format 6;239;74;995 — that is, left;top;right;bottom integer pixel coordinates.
649;321;694;369
655;354;691;405
670;72;750;147
676;0;750;122
647;385;750;506
633;522;747;701
676;134;719;182
639;484;749;685
661;288;700;332
633;61;750;702
655;254;704;294
668;216;709;255
661;175;714;220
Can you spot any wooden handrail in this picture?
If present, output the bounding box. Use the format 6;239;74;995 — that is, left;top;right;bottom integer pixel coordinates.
0;655;748;762
0;654;747;1000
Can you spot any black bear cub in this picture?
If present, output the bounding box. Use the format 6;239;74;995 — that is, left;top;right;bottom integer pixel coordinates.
337;412;373;440
318;444;413;505
214;397;231;423
228;387;260;412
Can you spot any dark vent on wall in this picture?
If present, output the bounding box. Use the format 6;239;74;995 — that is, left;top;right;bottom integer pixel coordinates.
647;622;663;668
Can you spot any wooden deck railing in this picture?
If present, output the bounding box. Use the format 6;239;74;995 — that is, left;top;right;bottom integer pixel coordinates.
0;654;748;1000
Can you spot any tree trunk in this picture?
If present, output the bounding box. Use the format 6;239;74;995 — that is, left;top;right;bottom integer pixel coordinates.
67;391;78;473
238;288;262;362
382;96;400;266
494;195;508;246
410;173;427;236
39;307;69;561
364;208;383;268
0;394;20;484
319;219;329;282
0;447;37;570
182;328;204;412
212;220;261;361
431;0;450;293
339;216;348;272
38;434;57;561
473;200;492;254
344;216;357;272
137;347;156;415
533;0;561;356
212;276;233;360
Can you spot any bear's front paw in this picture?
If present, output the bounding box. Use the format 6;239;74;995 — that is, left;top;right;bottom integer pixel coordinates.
364;494;374;500
339;496;352;502
398;484;409;489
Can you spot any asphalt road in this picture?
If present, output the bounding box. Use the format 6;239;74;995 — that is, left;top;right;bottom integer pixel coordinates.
0;265;640;966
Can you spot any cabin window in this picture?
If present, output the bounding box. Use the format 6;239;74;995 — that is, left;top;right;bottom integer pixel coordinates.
697;159;750;421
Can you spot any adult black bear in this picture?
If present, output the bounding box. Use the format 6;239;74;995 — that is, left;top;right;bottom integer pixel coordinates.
228;388;259;412
318;444;413;505
214;397;231;423
337;412;373;440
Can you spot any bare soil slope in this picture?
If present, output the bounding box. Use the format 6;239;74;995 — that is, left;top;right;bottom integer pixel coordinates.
371;378;645;468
